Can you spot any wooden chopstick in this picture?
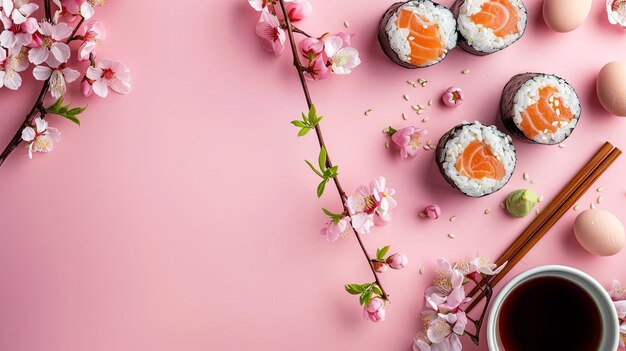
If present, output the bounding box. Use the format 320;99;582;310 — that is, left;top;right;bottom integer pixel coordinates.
466;142;613;300
465;143;621;313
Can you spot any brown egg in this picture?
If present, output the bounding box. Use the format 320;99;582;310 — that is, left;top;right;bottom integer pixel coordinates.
597;61;626;117
574;209;625;256
543;0;592;33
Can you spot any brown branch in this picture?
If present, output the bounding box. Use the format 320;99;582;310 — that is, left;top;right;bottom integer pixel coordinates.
0;12;85;168
277;0;388;300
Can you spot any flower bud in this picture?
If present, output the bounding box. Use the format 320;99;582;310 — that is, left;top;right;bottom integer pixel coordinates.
423;204;441;219
363;297;386;322
285;0;312;22
442;86;464;107
373;261;389;273
386;253;408;270
81;79;93;97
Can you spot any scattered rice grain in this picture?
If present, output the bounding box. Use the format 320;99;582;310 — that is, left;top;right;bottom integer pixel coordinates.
484;208;490;215
428;99;433;106
418;212;426;218
573;204;580;211
343;20;349;28
402;112;408;120
419;266;425;274
523;172;529;181
422;117;429;122
530;179;538;184
385;141;389;149
590;203;596;209
447;233;456;239
597;186;604;192
403;94;410;101
461;68;470;75
449;216;456;222
597;196;603;204
559;143;566;148
537;195;544;203
364;109;372;116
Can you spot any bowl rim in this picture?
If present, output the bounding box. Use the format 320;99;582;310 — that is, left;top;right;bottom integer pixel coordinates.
486;264;619;351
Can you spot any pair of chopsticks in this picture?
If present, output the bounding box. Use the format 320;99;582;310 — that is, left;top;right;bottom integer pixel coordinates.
465;141;622;313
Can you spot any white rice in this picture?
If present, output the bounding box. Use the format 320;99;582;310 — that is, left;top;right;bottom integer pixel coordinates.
457;0;526;53
512;75;581;144
385;1;457;65
440;121;516;197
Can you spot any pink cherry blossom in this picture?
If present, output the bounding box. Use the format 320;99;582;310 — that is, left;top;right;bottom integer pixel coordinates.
320;216;349;242
33;65;80;98
303;55;330;80
423;316;463;351
423;204;441;219
346;185;376;235
391;126;428;159
86;58;131;97
0;46;28;90
0;15;38;53
78;21;105;61
370;176;397;224
255;8;285;56
362;297;386;322
373;261;389;273
2;0;38;25
284;0;312;22
610;280;626;301
21;117;61;159
620;322;626;348
322;34;360;75
59;0;82;14
298;37;324;59
442;86;464;107
455;253;506;283
386;253;408;270
335;31;352;47
28;22;72;66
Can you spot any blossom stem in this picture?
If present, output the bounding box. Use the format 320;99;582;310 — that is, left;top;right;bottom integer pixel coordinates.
0;13;85;169
277;0;388;301
291;26;313;38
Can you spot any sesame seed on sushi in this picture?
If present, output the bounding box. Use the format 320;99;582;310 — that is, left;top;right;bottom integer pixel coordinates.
378;0;457;69
500;73;582;145
436;121;516;197
451;0;527;56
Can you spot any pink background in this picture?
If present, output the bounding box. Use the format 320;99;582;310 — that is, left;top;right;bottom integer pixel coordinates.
1;0;625;350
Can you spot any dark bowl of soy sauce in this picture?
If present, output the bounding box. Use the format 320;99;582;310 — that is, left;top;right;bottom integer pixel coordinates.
487;265;619;351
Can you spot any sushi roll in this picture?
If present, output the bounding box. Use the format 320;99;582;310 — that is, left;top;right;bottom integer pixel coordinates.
378;0;457;68
436;121;516;197
451;0;527;55
500;73;581;145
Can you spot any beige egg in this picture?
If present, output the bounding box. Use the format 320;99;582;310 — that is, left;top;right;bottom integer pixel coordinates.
597;61;626;117
543;0;592;32
574;209;625;256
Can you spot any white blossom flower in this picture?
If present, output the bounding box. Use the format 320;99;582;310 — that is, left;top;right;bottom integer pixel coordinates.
86;58;131;97
21;117;61;159
33;65;80;98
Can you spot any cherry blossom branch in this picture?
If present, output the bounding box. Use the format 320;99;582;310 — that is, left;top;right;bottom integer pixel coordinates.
0;12;85;168
276;0;388;300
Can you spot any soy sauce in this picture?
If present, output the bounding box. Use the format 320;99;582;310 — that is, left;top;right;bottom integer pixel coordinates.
498;276;602;351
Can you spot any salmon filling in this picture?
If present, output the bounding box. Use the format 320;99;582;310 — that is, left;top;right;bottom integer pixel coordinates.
470;0;519;38
455;141;506;180
395;8;445;66
518;86;575;140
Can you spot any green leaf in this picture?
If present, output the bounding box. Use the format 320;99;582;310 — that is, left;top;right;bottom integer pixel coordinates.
297;127;311;137
304;160;323;178
301;112;308;123
372;284;383;297
360;283;372;290
376;245;390;261
47;96;63;111
345;284;364;295
316;179;327;198
360;289;373;306
318;146;327;172
291;120;306;127
45;97;86;126
308;104;317;122
59;114;81;126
